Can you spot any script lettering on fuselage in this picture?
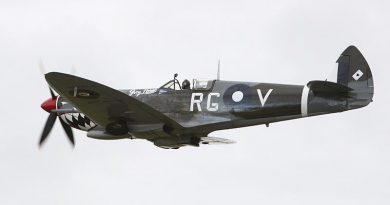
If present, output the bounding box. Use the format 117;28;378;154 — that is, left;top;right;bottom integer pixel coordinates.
128;89;157;97
189;89;273;112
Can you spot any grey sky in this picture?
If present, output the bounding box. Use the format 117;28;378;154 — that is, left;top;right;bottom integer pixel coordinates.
0;0;389;204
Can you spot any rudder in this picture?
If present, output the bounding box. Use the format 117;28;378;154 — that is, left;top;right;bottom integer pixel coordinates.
328;46;374;109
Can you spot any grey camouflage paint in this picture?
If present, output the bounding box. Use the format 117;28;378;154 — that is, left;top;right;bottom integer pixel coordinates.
48;46;374;148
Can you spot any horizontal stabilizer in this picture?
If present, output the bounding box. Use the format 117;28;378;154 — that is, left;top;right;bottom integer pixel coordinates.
307;80;352;96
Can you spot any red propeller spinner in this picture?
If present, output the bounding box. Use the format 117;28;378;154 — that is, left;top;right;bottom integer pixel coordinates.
41;97;57;112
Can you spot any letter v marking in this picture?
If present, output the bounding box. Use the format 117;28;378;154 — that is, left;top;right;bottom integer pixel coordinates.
257;89;273;107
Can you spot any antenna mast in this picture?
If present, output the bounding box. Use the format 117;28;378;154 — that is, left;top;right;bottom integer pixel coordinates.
217;59;220;80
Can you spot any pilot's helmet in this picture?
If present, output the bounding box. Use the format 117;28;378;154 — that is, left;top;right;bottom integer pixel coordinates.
182;79;190;89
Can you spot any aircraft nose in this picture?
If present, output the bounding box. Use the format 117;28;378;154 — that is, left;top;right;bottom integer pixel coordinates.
41;97;57;112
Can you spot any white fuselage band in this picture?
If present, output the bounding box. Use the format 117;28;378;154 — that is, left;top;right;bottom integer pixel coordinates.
301;85;310;117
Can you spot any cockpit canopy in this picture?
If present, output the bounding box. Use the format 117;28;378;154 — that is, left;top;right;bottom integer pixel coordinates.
160;78;215;91
160;79;181;90
192;79;214;90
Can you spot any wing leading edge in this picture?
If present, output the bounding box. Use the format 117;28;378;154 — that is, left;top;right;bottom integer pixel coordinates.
45;72;182;135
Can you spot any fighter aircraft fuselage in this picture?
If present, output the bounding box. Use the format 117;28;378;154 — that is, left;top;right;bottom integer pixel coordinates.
40;46;374;149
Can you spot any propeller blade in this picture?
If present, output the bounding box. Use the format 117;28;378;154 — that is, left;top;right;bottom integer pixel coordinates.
59;117;75;146
38;60;46;75
49;87;56;99
39;112;57;147
39;60;57;99
71;65;76;75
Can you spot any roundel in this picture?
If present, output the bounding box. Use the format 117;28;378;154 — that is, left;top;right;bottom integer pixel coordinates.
223;84;252;106
232;91;243;102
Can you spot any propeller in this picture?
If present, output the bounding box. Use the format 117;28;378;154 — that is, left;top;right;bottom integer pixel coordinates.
39;61;75;147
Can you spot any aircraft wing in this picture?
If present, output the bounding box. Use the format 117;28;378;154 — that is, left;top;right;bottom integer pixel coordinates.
45;72;182;134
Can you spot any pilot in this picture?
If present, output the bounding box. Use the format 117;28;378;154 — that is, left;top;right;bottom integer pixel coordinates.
182;79;191;90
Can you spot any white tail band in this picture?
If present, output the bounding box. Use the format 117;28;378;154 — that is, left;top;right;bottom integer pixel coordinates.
301;85;310;117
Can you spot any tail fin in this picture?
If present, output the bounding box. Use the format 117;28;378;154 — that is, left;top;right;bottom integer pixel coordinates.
336;46;374;109
325;46;374;109
307;46;374;116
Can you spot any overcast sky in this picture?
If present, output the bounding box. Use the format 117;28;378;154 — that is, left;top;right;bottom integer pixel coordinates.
0;0;389;204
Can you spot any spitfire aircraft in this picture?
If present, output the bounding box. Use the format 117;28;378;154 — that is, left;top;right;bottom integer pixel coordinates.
40;46;374;149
